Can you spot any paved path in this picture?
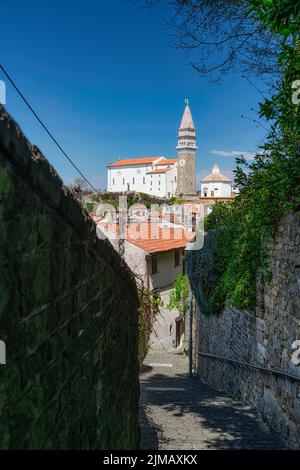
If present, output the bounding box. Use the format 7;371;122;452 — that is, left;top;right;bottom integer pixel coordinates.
139;350;283;450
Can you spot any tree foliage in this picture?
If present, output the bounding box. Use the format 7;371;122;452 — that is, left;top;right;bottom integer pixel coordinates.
142;0;284;84
167;274;190;315
138;286;162;361
189;0;300;313
74;177;89;190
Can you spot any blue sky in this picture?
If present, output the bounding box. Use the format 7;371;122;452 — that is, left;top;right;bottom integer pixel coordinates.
1;0;267;189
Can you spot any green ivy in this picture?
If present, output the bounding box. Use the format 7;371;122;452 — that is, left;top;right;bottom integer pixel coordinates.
167;274;190;315
196;1;300;313
85;202;94;213
138;287;162;362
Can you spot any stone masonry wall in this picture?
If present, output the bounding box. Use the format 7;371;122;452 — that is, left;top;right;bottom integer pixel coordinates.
194;212;300;448
0;105;140;449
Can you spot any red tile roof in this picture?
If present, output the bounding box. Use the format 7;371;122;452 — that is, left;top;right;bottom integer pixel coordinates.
95;220;195;254
155;159;178;166
125;223;195;254
108;157;164;167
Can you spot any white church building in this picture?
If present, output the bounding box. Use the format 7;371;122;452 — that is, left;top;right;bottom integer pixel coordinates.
107;156;178;198
107;99;197;198
107;101;234;199
200;164;233;198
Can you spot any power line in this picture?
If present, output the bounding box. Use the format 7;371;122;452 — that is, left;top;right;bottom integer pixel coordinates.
0;64;102;197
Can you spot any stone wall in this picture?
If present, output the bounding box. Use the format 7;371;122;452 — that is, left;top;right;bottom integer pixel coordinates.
0;105;140;449
149;288;179;350
193;212;300;448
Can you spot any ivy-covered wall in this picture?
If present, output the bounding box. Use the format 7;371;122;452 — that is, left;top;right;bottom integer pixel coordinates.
0;105;140;449
192;212;300;449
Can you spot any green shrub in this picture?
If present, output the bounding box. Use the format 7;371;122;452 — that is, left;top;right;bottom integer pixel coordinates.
190;1;300;314
167;275;190;315
85;202;94;213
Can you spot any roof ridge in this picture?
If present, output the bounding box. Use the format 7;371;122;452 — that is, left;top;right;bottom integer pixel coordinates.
108;156;166;167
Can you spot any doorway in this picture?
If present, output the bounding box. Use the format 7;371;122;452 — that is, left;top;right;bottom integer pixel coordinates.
175;316;184;348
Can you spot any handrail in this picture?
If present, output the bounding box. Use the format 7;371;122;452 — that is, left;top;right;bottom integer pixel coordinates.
197;351;300;383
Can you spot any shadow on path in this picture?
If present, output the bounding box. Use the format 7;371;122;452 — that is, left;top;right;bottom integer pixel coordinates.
139;350;284;450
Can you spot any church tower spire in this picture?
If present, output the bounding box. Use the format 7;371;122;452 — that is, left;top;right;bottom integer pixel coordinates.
176;99;197;196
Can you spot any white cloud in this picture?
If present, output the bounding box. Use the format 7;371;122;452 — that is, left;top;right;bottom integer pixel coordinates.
210;149;256;160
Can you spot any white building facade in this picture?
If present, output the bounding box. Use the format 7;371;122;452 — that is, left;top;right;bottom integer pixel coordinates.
200;164;233;198
95;220;193;350
107;156;178;198
106;100;197;198
107;103;235;200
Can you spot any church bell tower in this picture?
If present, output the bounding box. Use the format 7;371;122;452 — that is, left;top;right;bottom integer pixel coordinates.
176;99;197;196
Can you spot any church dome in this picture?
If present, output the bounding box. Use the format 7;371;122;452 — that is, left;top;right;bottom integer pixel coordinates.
201;164;232;182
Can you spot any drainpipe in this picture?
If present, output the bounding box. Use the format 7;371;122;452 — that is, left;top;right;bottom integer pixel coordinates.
188;289;193;378
146;259;150;290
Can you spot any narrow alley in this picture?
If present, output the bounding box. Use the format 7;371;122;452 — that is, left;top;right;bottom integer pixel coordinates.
140;350;284;450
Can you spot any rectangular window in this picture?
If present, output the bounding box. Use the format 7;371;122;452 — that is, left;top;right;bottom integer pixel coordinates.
175;176;177;182
159;180;161;186
123;178;125;185
133;177;135;184
143;177;145;184
175;249;180;267
151;256;158;274
113;178;115;186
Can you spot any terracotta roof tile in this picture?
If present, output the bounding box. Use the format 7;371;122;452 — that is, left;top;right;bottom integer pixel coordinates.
108;157;164;167
95;221;195;254
125;223;195;254
155;159;178;166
